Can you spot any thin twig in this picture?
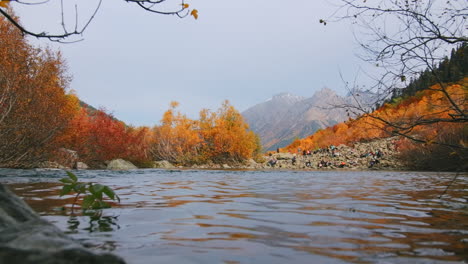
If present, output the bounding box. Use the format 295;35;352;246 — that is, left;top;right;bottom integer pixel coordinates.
439;171;460;199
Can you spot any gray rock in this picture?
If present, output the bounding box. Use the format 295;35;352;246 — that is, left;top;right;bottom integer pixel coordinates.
273;153;294;160
245;159;258;169
0;183;125;264
106;159;137;170
222;164;231;169
74;162;89;170
153;160;175;169
247;159;257;164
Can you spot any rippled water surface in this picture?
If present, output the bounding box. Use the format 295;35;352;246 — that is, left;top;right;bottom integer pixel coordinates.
1;169;467;263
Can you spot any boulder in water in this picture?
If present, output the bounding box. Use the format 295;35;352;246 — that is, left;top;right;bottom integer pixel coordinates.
106;159;137;170
74;162;89;170
0;183;125;264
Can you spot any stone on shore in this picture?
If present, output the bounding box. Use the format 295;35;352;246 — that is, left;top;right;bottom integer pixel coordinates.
0;184;125;264
74;162;89;170
245;159;258;169
107;159;137;170
273;153;294;160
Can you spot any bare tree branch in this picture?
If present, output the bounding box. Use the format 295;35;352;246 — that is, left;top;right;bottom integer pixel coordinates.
0;0;193;42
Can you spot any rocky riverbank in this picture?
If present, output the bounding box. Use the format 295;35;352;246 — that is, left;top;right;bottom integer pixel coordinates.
34;137;405;171
193;137;405;171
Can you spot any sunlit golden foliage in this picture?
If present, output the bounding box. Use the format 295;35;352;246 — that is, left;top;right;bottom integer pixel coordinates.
198;101;261;163
150;101;202;164
150;100;261;165
0;1;10;8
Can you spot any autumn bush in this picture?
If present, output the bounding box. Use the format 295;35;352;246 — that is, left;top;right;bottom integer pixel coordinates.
150;101;261;165
61;106;151;167
397;124;467;171
149;101;202;164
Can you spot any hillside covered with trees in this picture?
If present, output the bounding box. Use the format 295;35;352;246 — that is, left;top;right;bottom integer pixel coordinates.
285;72;467;171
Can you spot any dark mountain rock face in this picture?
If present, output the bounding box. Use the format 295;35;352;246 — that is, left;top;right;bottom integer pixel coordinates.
242;88;373;151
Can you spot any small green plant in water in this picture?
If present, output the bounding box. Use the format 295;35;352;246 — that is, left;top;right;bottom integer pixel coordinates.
60;171;120;211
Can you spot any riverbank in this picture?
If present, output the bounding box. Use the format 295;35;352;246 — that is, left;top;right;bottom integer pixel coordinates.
29;137;406;171
195;137;405;171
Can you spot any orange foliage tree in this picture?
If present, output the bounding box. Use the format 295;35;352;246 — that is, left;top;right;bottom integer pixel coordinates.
0;15;77;167
150;101;261;165
62;106;151;167
150;101;202;164
198;101;261;163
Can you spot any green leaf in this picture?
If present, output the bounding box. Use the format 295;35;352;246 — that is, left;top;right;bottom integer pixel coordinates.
91;184;105;194
66;171;78;182
82;195;95;210
60;185;73;196
89;184;103;200
74;183;86;193
102;186;115;200
58;170;120;211
59;178;73;184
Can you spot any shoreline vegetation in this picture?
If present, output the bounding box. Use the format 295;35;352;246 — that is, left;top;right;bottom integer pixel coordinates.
27;78;468;173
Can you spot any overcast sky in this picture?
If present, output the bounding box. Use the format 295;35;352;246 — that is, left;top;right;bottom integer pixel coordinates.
12;0;369;127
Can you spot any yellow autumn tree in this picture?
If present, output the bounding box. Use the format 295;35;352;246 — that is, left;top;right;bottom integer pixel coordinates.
149;101;261;165
150;101;202;164
199;100;261;163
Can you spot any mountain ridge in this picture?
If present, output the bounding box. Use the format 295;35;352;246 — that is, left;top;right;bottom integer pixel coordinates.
242;87;371;151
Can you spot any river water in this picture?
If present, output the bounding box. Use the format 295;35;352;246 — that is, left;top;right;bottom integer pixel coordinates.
1;169;467;264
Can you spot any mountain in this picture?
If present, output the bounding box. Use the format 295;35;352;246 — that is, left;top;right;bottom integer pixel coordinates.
242;87;372;151
79;100;98;113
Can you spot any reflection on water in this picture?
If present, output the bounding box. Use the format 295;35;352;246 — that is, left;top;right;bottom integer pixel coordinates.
66;214;120;234
1;169;468;264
